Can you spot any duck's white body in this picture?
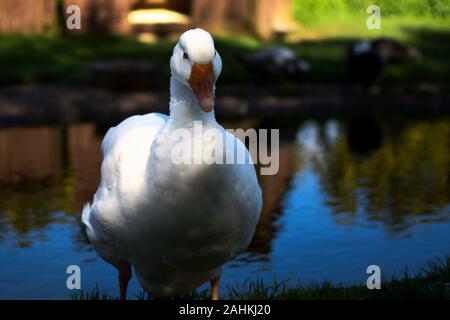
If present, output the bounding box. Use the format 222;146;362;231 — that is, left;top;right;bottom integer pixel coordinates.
82;29;262;298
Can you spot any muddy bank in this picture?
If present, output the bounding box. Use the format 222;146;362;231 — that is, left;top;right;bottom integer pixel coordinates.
0;84;449;127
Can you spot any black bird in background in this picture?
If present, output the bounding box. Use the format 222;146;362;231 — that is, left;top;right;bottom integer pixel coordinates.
347;38;423;88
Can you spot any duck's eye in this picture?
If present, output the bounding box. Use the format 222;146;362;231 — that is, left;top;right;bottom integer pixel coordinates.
183;51;189;59
214;50;217;57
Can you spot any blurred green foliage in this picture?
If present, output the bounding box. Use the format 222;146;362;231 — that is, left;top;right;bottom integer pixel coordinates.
293;0;450;25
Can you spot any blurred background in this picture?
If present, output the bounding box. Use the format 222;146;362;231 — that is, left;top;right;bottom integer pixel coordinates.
0;0;449;299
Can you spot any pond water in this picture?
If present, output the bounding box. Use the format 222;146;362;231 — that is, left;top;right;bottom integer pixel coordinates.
0;114;449;299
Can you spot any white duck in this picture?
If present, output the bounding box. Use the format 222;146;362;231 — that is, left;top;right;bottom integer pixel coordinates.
82;28;262;300
237;46;310;80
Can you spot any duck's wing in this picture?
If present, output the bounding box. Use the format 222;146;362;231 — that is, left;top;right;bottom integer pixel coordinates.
82;113;168;266
224;128;262;215
101;113;168;158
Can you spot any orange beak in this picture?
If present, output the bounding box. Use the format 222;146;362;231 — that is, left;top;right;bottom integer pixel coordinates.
188;63;215;112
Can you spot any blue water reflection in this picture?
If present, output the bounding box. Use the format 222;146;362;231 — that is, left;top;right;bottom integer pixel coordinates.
0;116;449;299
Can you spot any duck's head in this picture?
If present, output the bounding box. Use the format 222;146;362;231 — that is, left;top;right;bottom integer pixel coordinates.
170;28;222;113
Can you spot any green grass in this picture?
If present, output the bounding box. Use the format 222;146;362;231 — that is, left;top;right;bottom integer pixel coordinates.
0;34;173;86
287;1;450;85
285;15;450;84
0;33;259;87
293;0;450;26
71;256;450;300
0;11;449;88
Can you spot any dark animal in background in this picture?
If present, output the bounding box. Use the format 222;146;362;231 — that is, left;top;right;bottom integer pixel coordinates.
237;47;310;81
347;38;423;88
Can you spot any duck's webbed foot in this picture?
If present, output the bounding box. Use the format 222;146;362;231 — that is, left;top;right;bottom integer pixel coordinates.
210;272;221;300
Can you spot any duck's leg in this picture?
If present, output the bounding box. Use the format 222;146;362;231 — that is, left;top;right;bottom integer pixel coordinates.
118;263;132;300
210;273;221;300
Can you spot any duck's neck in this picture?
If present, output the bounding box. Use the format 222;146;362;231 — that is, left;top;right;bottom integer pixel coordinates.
169;76;216;125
